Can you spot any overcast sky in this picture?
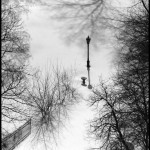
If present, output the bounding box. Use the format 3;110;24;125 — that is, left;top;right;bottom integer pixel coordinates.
14;1;131;149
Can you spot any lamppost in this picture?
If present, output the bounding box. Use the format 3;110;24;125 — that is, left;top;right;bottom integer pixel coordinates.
81;36;92;89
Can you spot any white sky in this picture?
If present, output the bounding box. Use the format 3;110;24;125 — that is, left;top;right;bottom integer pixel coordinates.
14;2;126;150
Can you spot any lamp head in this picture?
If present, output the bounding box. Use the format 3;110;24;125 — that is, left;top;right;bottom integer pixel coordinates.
86;36;91;44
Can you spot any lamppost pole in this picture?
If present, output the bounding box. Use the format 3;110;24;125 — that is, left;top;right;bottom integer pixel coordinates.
86;36;92;89
86;36;90;70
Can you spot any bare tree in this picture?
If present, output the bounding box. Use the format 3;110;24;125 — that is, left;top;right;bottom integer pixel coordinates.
40;0;147;46
88;65;148;150
2;0;30;137
113;3;149;148
24;66;80;147
14;0;148;46
88;1;149;150
88;79;133;150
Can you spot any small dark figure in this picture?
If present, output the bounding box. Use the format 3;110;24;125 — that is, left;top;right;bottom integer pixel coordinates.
81;77;87;86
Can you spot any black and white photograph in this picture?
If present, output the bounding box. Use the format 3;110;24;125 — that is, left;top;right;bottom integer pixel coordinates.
2;0;149;150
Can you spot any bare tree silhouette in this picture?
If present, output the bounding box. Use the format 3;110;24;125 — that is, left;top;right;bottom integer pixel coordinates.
88;1;149;150
2;0;30;137
25;66;80;148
